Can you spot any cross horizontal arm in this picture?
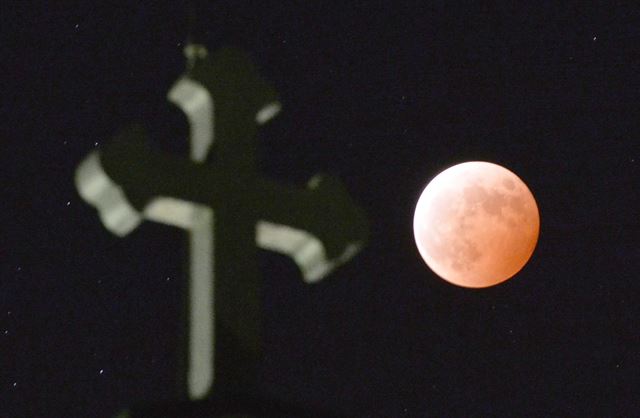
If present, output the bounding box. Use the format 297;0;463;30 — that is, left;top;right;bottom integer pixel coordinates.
98;124;368;263
252;175;368;260
99;124;230;209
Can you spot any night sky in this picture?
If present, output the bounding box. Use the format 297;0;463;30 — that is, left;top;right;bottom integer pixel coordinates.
3;2;639;417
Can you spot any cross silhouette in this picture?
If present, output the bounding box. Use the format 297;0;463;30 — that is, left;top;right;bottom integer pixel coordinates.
75;46;368;403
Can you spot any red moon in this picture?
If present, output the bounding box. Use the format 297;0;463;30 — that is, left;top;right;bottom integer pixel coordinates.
413;162;540;288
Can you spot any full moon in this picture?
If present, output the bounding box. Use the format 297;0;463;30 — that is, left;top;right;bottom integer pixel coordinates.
413;161;540;288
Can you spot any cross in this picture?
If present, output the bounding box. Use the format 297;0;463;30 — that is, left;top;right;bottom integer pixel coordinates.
75;46;368;401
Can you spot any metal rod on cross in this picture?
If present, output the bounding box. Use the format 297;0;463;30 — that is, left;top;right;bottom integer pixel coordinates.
75;46;368;412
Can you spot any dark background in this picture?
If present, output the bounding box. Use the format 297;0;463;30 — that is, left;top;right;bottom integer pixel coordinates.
2;2;638;416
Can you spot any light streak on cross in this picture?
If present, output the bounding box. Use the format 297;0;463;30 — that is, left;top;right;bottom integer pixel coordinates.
75;46;368;400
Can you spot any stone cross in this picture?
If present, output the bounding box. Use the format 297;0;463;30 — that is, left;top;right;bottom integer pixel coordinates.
75;46;368;401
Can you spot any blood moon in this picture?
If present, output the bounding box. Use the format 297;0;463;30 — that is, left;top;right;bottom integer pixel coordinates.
413;162;540;288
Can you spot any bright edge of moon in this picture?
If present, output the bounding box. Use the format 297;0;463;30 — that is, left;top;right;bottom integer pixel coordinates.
413;161;540;288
